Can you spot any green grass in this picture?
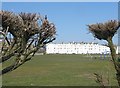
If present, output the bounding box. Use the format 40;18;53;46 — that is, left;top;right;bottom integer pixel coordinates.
2;54;118;86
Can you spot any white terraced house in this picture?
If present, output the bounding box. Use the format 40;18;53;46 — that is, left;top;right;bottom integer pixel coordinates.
46;42;119;54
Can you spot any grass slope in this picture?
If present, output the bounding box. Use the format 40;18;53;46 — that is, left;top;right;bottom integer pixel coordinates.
2;54;118;86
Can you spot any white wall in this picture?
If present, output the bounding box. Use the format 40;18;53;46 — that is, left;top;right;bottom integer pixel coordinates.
46;42;111;54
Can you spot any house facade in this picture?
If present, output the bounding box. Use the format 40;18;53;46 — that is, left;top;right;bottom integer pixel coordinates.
46;42;112;54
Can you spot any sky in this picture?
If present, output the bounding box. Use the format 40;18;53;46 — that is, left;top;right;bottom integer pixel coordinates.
1;2;119;45
1;0;119;2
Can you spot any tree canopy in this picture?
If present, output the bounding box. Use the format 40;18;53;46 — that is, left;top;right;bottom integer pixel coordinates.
88;20;120;40
88;20;120;86
0;11;56;75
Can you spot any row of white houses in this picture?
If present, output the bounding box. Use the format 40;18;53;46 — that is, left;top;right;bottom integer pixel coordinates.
0;39;119;54
46;42;119;54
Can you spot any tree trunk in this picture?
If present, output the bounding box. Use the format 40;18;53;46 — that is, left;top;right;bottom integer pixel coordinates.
107;37;120;86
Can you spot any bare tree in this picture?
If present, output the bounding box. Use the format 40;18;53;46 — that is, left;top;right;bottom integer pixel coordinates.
88;20;120;86
0;11;56;75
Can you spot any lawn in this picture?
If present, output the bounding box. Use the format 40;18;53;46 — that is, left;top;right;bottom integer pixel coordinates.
2;54;118;86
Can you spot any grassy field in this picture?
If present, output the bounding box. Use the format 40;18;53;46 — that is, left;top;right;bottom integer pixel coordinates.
2;54;118;86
